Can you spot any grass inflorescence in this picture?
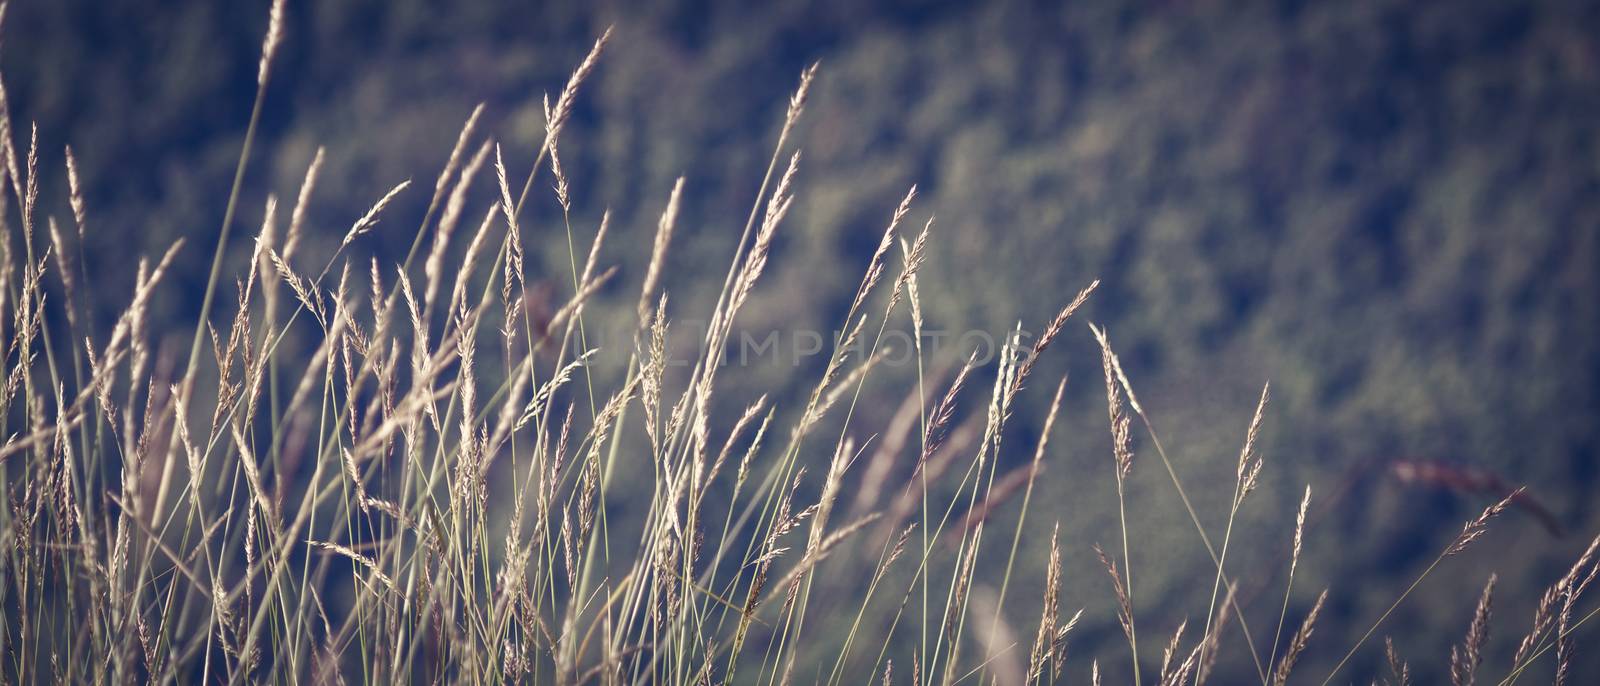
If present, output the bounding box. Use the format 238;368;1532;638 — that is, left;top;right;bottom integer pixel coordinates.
0;3;1593;684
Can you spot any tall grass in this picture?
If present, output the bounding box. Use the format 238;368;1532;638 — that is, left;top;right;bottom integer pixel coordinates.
0;3;1594;684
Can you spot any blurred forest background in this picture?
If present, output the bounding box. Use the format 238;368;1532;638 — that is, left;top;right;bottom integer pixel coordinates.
4;0;1598;680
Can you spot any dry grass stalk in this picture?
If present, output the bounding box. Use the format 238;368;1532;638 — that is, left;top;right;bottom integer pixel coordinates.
875;523;916;586
704;395;769;505
46;219;77;330
1091;325;1134;479
886;218;930;319
805;348;886;428
426;139;492;313
21;122;37;231
712;150;799;359
1506;532;1596;680
342;179;412;248
1157;619;1189;686
283;147;324;264
307;540;396;592
62;146;84;237
1009;280;1097;403
1270;588;1326;686
915;351;977;477
1384;636;1411;686
637;177;684;323
1198;381;1271;675
258;0;284;86
1267;485;1313;679
1450;573;1494;686
1553;539;1598;686
1090;323;1141;684
845;186;917;321
269;247;325;326
769;512;881;604
492;144;524;304
1293;486;1310;566
1234;382;1270;501
449;206;500;314
938;523;983;684
1323;488;1522;685
1093;543;1137;660
1197;582;1237;685
1450;488;1521;556
546;27;614;143
786;62;819;132
0;72;19;201
438;104;486;204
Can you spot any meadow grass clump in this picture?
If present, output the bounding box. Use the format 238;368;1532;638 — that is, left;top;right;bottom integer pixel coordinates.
0;2;1595;684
